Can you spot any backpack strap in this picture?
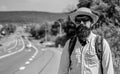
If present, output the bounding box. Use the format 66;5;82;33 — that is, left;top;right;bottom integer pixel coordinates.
95;35;103;74
68;36;77;70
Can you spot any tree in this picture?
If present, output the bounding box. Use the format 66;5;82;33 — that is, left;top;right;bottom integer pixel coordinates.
77;0;93;8
51;21;59;36
25;23;45;40
0;24;16;36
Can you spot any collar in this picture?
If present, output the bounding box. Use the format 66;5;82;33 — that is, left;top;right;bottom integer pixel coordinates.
86;31;96;43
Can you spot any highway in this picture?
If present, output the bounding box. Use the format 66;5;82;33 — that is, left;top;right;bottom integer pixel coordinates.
14;47;61;74
0;36;62;74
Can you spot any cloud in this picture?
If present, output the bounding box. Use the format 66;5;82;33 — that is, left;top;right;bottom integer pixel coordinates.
0;5;8;11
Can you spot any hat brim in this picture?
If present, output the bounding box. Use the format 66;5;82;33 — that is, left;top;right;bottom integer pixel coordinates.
69;11;99;26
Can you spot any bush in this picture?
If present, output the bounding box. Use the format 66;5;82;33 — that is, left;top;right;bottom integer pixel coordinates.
0;24;16;36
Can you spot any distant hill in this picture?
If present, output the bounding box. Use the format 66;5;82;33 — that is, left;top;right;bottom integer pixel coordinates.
0;11;68;25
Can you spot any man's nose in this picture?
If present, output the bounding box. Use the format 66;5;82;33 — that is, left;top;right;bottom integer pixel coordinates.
76;21;85;27
80;21;84;24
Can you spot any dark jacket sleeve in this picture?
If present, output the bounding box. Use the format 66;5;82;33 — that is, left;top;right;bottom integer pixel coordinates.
58;40;70;74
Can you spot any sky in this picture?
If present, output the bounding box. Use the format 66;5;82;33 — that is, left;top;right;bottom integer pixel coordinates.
0;0;79;12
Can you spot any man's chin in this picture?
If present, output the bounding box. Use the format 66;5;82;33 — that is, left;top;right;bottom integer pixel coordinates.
78;33;90;40
79;37;87;40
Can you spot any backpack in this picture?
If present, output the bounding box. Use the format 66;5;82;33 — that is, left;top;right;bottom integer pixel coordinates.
68;35;103;74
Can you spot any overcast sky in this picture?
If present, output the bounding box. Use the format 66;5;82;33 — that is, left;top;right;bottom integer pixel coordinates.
0;0;78;12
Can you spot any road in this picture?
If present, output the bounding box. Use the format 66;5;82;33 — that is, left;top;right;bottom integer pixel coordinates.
0;47;35;74
0;36;62;74
0;37;24;59
39;48;61;74
0;37;36;74
14;47;61;74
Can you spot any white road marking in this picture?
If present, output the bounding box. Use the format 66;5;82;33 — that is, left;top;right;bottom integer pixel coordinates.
27;43;32;48
31;56;35;58
0;37;25;59
30;45;38;58
25;37;39;60
29;58;33;61
19;66;26;70
25;61;30;65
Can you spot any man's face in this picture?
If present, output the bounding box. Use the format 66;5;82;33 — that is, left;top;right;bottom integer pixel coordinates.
74;15;93;40
75;15;93;28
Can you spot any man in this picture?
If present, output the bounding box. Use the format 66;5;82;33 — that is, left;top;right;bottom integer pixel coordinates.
58;7;114;74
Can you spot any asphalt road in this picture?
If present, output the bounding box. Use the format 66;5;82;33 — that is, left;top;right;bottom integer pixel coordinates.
14;48;61;74
0;47;35;74
0;39;17;56
0;37;62;74
0;37;36;74
39;48;61;74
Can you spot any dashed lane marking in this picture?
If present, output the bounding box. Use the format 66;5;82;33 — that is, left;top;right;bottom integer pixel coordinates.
29;58;33;61
19;66;26;70
31;56;35;58
0;37;25;59
25;61;30;65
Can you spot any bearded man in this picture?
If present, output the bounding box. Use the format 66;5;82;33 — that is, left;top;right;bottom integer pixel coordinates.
58;7;114;74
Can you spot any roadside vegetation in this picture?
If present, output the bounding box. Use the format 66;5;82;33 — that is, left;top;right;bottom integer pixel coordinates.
0;24;16;38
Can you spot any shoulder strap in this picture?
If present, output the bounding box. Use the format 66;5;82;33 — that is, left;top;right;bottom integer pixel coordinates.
95;35;103;60
95;35;103;61
95;35;103;74
68;36;77;70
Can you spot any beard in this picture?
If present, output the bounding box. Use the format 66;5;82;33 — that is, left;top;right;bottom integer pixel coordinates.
76;24;91;40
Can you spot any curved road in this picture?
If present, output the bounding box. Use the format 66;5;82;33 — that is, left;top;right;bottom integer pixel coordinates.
0;37;36;74
0;36;62;74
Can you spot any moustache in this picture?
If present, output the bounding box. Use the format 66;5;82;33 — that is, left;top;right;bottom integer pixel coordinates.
68;24;91;47
76;25;90;33
66;23;91;38
76;24;91;37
